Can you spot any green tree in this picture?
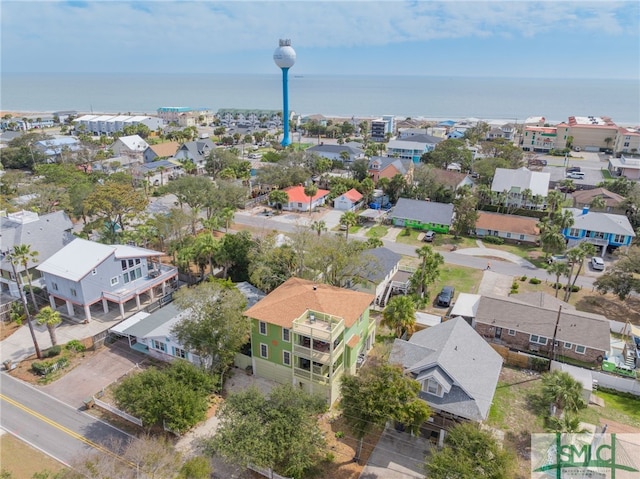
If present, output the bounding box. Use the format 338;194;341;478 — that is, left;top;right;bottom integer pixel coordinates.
340;211;359;241
84;181;148;239
35;306;62;347
340;362;431;463
303;183;318;215
11;244;40;310
423;139;473;171
208;384;326;479
547;413;588;434
539;222;566;257
172;280;248;374
426;422;515;479
216;231;253;281
541;370;586;417
594;245;640;300
248;235;297;292
350;158;370;182
381;295;416;338
589;195;606;210
310;220;327;236
113;361;214;432
547;261;570;298
452;189;478;237
563;242;596;301
164;175;216;234
268;189;289;212
410;245;444;301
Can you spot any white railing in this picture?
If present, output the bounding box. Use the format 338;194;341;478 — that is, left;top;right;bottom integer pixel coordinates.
93;397;143;427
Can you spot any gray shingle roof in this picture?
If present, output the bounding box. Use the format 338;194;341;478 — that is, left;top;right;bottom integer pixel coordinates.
357;247;401;283
475;295;610;352
395;133;443;145
368;156;412;175
391;198;454;226
0;211;75;273
389;317;503;421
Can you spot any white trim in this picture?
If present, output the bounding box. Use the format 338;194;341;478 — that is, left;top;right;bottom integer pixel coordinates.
282;350;291;366
259;321;267;335
282;328;290;342
508;329;516;336
575;345;586;354
260;343;268;358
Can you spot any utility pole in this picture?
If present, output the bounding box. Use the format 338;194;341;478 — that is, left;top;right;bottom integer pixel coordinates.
549;305;562;368
9;256;42;359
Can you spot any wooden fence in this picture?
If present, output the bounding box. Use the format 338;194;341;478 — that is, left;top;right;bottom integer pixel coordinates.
491;344;539;369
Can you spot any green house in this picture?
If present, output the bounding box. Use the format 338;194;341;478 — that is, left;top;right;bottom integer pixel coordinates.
244;277;376;405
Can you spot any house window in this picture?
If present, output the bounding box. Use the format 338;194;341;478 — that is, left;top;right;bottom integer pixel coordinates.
70;288;77;297
152;340;166;352
121;260;127;271
282;328;290;342
508;329;516;336
624;142;630;147
569;228;580;237
110;277;119;286
614;234;625;243
283;350;291;366
260;343;268;358
530;334;548;345
173;347;187;359
52;282;59;291
575;345;586;354
123;272;130;283
519;234;525;240
297;202;303;208
563;342;573;350
259;321;267;335
591;231;605;240
424;379;442;397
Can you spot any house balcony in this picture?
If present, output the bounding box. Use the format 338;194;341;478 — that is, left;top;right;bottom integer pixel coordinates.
292;309;345;343
293;341;344;364
102;264;178;303
293;362;344;385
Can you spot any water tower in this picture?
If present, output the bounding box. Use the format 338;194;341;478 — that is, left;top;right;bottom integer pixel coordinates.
273;39;296;147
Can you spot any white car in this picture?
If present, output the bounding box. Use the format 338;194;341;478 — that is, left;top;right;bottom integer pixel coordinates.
591;256;605;271
566;172;585;179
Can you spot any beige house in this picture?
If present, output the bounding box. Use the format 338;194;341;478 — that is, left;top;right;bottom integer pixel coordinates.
571;188;625;213
614;127;640;155
567;116;618;151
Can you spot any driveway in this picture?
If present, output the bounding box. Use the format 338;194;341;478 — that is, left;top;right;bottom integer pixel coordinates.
40;339;149;408
359;426;431;479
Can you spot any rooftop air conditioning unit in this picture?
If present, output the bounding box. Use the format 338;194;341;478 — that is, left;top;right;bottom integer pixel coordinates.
309;313;315;323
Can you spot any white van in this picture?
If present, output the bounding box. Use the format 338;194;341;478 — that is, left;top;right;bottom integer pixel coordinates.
566;171;585;179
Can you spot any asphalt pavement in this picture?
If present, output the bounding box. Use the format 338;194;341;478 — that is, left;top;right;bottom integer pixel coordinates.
0;373;132;467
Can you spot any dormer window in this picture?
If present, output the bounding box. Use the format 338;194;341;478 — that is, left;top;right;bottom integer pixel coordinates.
423;378;443;397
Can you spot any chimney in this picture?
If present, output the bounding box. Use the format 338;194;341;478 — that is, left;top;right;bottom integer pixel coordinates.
582;206;589;215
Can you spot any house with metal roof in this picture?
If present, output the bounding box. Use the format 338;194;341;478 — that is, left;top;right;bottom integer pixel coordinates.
562;207;635;251
491;167;551;210
333;188;364;211
109;135;149;157
244;277;375;405
306;143;364;162
0;210;74;298
390;198;454;233
34;137;82;161
37;238;177;323
389;317;503;446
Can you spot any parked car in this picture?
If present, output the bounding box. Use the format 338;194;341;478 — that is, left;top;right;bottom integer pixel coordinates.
423;231;436;242
591;256;605;271
528;158;547;167
548;254;568;264
437;286;455;307
566;166;581;173
566;172;585;179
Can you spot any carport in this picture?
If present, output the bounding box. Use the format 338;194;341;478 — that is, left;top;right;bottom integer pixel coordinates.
109;311;151;353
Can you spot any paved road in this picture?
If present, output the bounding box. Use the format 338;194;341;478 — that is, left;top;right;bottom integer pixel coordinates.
234;210;597;290
0;373;132;467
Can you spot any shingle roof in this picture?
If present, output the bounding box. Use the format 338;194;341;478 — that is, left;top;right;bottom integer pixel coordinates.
368;156;412;175
571;188;625;208
244;277;374;328
391;198;454;226
357;247;401;283
0;211;75;273
394;134;443;145
389;317;502;421
564;208;635;237
37;238;163;282
343;188;363;202
491;167;550;197
475;295;610;352
476;212;540;236
147;141;180;158
428;168;470;189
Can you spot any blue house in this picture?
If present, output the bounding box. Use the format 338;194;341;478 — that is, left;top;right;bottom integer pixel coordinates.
562;207;635;252
446;130;465;140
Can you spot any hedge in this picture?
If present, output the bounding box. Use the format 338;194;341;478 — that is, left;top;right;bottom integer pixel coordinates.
32;357;69;376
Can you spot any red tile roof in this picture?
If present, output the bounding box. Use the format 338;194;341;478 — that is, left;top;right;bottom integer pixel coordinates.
343;188;363;202
283;185;330;203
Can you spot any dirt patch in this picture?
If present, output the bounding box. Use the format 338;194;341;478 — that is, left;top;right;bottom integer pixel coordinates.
598;418;640;434
0;432;66;477
0;320;20;342
576;294;640;326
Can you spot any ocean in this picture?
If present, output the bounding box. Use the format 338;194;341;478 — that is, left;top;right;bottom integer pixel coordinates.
1;73;638;125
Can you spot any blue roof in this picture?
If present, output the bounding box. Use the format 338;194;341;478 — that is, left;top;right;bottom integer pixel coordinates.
438;120;456;127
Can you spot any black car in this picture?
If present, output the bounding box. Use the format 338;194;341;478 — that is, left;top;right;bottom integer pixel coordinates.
566;166;581;173
437;286;455;307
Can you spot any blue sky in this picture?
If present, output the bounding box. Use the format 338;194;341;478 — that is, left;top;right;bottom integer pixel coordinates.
2;1;639;79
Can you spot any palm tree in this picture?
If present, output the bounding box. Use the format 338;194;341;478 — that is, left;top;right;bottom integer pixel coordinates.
546;190;564;218
521;188;533;209
539;221;566;257
547;413;588;434
218;207;235;232
340;211;358;241
542;370;586;417
381;295;416;338
35;306;62;347
304;183;318;216
547;261;570;297
268;190;289;213
11;244;39;310
412;245;444;300
589;196;606;211
310;220;327;236
564;242;596;301
560;179;575;200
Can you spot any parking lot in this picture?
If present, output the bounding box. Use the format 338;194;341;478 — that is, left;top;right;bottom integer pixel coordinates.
544;164;605;188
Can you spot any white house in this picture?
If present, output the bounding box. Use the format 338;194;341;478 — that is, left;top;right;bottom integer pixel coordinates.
109;135;149;157
333;188;363;211
280;185;330;212
491;167;550;209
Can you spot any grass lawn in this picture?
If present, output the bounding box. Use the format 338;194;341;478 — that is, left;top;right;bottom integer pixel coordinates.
579;390;640;428
601;168;613;180
433;264;484;295
365;225;388;239
1;433;66;478
394;229;477;250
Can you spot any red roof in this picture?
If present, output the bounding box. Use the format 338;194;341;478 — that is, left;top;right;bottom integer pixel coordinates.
283;185;330;203
343;188;363;202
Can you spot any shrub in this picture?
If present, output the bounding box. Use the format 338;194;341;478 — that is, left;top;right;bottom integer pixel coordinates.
529;277;541;285
42;345;62;358
402;228;411;236
334;431;344;439
563;284;580;293
65;339;86;353
552;282;563;290
531;357;550;372
520;275;527;282
324;452;336;463
511;281;519;290
483;235;504;245
31;357;69;376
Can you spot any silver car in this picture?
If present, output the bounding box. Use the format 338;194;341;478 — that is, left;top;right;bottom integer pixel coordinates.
591;256;605;271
